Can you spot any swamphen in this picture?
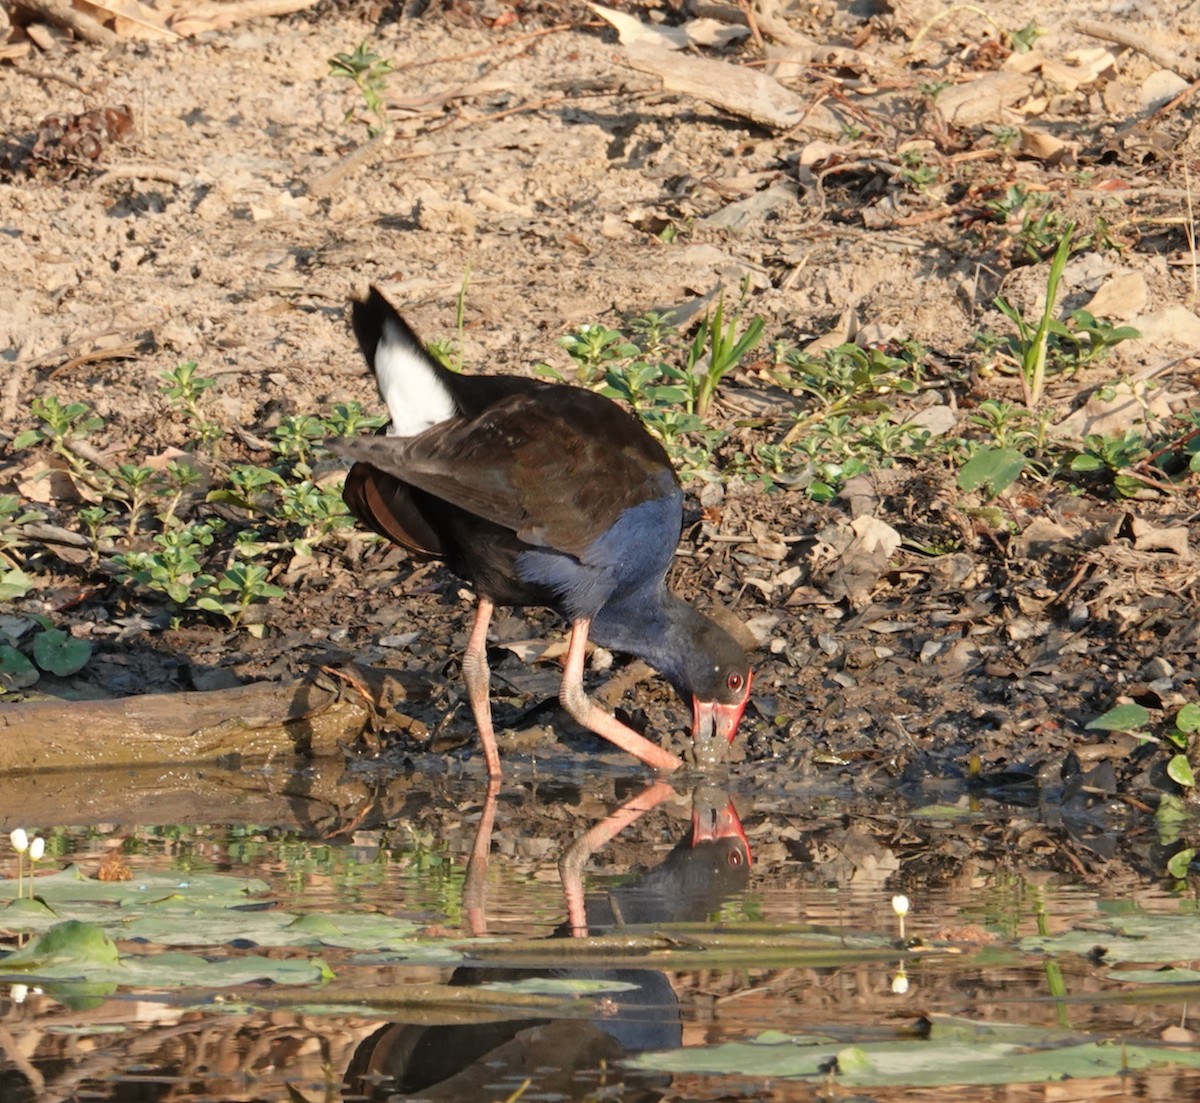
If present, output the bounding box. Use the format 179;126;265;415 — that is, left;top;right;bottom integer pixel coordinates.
331;287;752;777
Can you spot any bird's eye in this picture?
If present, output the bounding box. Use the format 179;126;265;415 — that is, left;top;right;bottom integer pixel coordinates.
728;849;744;868
727;673;744;693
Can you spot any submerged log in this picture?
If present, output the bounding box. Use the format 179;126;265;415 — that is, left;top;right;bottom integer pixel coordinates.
0;666;430;774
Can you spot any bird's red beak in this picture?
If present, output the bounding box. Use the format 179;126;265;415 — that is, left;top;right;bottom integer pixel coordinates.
691;796;751;866
691;671;752;765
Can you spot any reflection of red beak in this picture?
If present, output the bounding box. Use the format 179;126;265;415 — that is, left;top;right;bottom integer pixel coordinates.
691;671;752;765
691;798;751;866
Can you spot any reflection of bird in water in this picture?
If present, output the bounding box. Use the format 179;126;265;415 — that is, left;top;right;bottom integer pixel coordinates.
343;786;750;1102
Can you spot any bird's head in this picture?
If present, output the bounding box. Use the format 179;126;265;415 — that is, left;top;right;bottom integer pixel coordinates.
685;619;753;767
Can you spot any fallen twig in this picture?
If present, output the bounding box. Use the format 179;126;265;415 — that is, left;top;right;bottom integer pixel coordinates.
1076;17;1200;80
92;163;195;188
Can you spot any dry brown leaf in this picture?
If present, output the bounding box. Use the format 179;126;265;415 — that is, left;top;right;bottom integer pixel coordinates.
1130;517;1190;557
1082;271;1148;320
169;0;319;36
936;73;1033;127
1018;126;1074;165
74;0;178;40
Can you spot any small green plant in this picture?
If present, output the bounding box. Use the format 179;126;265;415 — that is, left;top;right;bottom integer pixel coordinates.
1054;310;1141;373
111;464;162;538
1009;19;1044;53
1068;430;1149;498
194;563;286;629
558;324;640;385
424;268;472;374
897;148;939;191
779;343;919;442
158;460;205;525
957;446;1026;499
321;402;388;439
684;292;765;418
994;224;1074;407
161;362;222;453
627;310;678;361
13;396;105;475
113;521;224;605
329;42;393;137
991;125;1021;154
76;506;120;566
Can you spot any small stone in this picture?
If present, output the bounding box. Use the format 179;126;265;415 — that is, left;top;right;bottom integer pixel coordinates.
816;633;839;656
1143;656;1175;680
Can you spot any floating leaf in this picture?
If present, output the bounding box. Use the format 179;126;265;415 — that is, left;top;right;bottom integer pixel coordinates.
2;920;119;970
32;628;93;677
625;1015;1200;1086
1166;848;1196;879
1085;703;1150;732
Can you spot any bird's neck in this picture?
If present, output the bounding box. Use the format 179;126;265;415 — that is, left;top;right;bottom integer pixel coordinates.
590;588;705;697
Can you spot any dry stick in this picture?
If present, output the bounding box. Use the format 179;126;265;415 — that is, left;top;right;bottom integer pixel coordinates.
11;0;117;44
92;164;194;188
1151;75;1200;121
12;65;93;94
47;340;142;379
307;130;392;198
753;0;812;48
1075;17;1200;79
736;0;764;51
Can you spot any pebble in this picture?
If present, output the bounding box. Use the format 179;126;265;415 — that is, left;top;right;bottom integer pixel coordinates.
1142;656;1174;680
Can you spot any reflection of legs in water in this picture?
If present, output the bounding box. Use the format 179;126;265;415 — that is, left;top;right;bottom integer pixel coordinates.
461;776;501;938
558;781;679;937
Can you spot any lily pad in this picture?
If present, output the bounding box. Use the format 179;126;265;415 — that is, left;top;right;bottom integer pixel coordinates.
1021;913;1200;964
624;1016;1200;1086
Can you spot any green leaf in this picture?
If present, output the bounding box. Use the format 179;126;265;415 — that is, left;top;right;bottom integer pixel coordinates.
1085;703;1150;732
626;1015;1200;1086
1175;703;1200;733
2;920;120;970
1167;754;1195;789
11;429;43;450
0;569;34;601
957;447;1025;497
1167;848;1196;879
32;628;93;677
0;644;39;691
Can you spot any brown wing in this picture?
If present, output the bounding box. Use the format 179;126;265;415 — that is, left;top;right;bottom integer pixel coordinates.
342;463;444;557
329;390;677;559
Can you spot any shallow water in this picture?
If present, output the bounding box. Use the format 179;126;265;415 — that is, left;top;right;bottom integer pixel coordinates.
1;760;1198;1102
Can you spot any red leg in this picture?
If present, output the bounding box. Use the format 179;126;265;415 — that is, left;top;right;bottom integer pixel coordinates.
460;596;502;778
559;781;678;936
462;777;500;937
559;618;682;772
